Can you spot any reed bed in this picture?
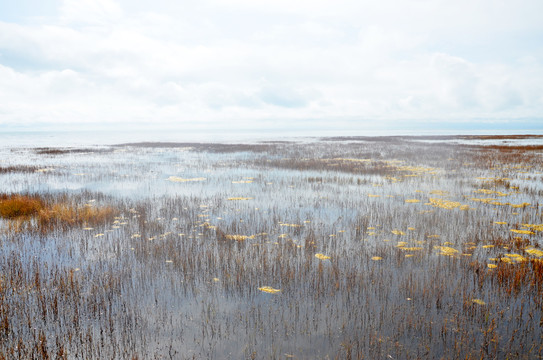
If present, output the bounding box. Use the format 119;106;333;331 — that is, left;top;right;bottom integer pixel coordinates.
0;136;541;359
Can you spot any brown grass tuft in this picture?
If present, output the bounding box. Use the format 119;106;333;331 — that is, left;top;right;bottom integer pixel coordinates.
0;195;43;219
0;193;117;232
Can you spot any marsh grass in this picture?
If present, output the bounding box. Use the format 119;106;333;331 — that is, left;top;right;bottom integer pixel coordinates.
0;136;542;359
0;193;118;233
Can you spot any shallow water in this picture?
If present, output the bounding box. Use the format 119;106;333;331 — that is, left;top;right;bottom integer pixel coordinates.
0;135;542;359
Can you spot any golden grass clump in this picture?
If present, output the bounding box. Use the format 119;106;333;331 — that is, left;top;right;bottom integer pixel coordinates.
0;194;43;219
38;203;117;227
0;193;117;231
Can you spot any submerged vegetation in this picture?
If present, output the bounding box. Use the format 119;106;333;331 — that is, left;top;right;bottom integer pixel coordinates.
0;135;542;359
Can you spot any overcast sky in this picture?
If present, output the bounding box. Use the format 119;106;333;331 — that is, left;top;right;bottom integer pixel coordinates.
1;0;542;133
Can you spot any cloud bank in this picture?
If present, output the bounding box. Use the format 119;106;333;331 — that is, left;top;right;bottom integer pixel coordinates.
1;0;542;132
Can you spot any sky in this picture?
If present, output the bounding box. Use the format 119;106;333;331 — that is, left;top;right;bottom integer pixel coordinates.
1;0;542;134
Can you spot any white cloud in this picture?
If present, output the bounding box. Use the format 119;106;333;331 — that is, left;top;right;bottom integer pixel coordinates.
60;0;123;26
0;0;542;131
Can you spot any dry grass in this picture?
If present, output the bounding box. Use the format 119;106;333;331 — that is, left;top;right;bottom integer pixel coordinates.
0;194;43;218
0;193;117;232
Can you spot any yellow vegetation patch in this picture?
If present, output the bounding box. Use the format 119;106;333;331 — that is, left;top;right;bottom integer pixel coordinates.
472;299;486;305
521;224;543;232
510;203;530;208
279;223;302;227
167;176;206;182
400;247;423;251
407;227;416;230
426;198;469;210
227;197;253;201
405;199;421;203
429;190;448;196
391;230;406;236
368;194;380;198
232;180;253;184
225;234;249;241
503;253;527;262
258;286;281;294
474;189;508;196
434;246;459;256
510;229;534;235
493;221;507;225
315;253;331;260
487;264;497;269
371;256;383;261
482;245;494;248
396;241;408;247
525;248;543;257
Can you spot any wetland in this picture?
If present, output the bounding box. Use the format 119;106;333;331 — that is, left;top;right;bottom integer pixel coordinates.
0;135;542;359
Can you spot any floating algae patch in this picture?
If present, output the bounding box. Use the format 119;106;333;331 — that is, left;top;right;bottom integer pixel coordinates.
167;176;206;182
509;202;531;208
315;253;331;260
426;198;470;210
434;246;459;256
474;189;509;196
399;246;424;251
258;286;281;294
224;234;249;241
525;248;543;257
501;254;527;263
510;229;534;235
521;224;543;232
